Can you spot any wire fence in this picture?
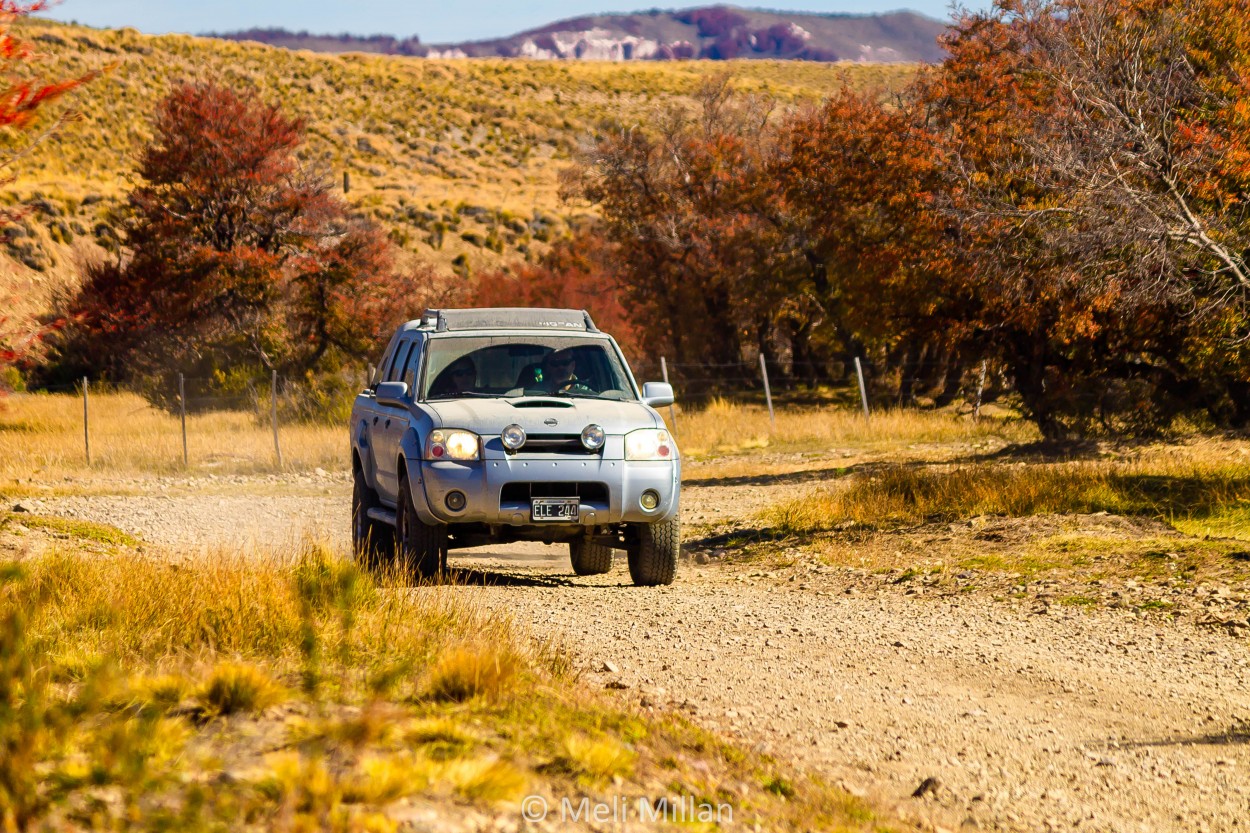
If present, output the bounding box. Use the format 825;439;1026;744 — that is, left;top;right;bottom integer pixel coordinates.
8;356;1005;470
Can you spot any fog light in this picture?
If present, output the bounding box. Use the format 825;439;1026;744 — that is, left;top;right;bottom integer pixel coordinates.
581;423;606;450
640;490;660;511
501;424;526;451
445;490;467;512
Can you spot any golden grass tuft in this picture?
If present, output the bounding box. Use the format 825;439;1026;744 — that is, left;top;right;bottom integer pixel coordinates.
442;756;528;802
424;643;520;703
554;733;636;783
404;718;478;761
341;754;433;804
197;663;287;717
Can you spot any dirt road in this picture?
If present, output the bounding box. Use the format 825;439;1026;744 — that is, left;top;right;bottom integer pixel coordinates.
34;472;1250;832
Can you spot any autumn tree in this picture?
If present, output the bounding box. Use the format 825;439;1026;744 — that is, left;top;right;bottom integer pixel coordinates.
568;76;805;381
921;0;1250;433
54;81;421;403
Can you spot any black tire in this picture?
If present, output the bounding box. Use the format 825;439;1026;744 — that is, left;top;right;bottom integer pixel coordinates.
396;475;446;580
570;537;614;576
628;517;679;586
352;464;394;569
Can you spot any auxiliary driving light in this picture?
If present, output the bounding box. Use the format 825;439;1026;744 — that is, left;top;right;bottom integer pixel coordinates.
580;424;606;450
501;424;526;451
640;490;661;511
445;490;467;512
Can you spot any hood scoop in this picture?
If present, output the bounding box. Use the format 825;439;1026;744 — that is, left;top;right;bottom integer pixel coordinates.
510;398;574;408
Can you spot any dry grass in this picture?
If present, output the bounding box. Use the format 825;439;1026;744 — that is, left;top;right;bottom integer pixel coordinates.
764;455;1250;536
674;397;1035;459
424;643;520;703
0;525;892;832
0;391;343;477
197;663;287;716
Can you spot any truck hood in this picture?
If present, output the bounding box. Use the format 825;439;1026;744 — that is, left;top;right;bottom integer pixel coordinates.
425;396;662;435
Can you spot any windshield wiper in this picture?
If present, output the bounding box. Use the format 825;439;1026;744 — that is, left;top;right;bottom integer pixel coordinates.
553;390;605;399
426;391;501;400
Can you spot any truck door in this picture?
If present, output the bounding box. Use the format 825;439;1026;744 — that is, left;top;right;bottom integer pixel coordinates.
373;336;420;502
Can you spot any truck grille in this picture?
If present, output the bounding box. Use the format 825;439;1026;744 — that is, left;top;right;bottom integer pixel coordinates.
515;434;599;455
500;482;610;503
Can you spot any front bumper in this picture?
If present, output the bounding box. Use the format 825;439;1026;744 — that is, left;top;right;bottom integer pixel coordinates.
411;454;680;526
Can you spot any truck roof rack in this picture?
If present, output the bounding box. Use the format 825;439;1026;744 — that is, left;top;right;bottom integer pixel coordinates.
420;308;599;333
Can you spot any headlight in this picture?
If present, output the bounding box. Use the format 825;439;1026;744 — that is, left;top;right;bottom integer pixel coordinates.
580;424;606;451
427;429;479;461
625;428;675;461
501;423;526;451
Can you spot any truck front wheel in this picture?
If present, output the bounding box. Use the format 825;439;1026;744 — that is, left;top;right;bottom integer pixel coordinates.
627;517;679;586
396;477;446;580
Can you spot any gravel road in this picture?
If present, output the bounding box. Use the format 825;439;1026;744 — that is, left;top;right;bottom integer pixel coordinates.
33;472;1250;832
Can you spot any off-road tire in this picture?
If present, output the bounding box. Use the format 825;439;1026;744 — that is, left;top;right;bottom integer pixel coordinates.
352;464;394;569
628;517;679;586
570;537;614;576
396;476;446;580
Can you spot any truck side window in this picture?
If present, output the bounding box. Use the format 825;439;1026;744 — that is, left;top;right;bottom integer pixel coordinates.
402;340;424;390
371;332;402;390
387;340;414;384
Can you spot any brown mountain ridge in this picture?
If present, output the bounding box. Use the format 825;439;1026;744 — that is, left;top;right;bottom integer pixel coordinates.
210;5;948;63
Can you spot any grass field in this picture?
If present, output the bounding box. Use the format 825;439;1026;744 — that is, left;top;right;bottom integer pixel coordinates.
0;529;888;831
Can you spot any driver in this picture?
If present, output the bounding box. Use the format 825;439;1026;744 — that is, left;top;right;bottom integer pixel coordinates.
541;348;580;393
431;355;477;397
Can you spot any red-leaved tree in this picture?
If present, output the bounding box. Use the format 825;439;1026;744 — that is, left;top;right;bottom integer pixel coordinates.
55;81;423;404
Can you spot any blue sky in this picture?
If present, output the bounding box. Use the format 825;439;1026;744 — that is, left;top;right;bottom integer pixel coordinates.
44;1;975;44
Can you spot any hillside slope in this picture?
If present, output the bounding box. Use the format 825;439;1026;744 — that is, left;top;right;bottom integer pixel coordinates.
2;20;916;334
214;6;948;63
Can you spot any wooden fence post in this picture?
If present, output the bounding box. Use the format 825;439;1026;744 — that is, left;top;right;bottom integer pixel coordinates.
759;354;775;428
82;377;90;465
974;359;988;422
271;370;284;468
179;372;188;467
854;357;870;418
660;356;678;432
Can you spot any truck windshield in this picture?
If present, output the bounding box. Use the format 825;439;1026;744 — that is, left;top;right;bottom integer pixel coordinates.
422;336;638;401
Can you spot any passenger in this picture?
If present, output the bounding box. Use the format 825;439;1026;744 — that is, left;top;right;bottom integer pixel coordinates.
541;348;579;393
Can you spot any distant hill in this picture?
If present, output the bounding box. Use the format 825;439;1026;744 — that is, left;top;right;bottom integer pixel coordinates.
210;5;948;63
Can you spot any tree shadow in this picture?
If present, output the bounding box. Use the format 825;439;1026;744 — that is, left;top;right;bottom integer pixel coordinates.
441;565;589;588
970;438;1107;463
1099;726;1250;750
684;464;856;489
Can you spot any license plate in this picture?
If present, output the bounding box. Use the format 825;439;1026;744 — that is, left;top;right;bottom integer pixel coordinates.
531;498;579;522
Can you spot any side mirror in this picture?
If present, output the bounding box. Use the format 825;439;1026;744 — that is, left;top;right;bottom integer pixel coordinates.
375;380;409;407
642;381;674;408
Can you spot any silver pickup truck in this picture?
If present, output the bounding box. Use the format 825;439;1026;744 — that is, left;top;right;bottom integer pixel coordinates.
349;308;680;585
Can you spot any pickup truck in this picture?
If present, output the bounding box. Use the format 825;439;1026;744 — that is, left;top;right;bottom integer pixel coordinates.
350;307;680;586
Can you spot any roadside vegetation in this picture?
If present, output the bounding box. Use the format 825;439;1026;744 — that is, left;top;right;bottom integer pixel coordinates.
758;436;1250;594
0;526;891;831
